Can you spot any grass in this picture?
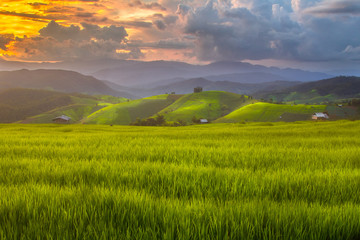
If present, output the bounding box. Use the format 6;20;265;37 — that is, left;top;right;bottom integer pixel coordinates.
0;121;360;239
216;102;327;122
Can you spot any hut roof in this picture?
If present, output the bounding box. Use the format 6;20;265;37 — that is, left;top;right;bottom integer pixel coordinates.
313;112;329;118
53;115;71;121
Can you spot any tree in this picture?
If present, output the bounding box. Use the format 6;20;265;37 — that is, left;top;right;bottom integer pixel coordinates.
155;114;166;125
192;116;200;124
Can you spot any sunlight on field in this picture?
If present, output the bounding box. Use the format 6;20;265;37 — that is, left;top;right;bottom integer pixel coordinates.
0;121;360;239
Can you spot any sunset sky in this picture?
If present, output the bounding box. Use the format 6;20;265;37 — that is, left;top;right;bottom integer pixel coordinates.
0;0;360;70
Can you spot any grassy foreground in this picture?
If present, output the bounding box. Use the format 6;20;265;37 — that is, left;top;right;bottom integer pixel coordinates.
1;121;360;239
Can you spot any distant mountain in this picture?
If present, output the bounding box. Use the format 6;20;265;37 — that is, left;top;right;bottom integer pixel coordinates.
91;60;332;87
0;59;333;87
205;72;288;83
260;76;360;103
125;77;300;97
93;60;202;86
0;69;134;98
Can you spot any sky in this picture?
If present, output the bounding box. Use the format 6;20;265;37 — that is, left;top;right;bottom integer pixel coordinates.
0;0;360;72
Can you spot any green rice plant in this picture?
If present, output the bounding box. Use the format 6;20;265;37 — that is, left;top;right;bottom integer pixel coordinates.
0;121;359;239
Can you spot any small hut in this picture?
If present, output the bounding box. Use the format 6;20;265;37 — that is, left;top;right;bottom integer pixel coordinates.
200;119;209;124
52;115;71;124
312;112;329;120
194;87;203;93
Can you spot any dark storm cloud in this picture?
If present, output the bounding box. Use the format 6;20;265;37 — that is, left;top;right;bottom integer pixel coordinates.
181;1;276;61
178;0;360;62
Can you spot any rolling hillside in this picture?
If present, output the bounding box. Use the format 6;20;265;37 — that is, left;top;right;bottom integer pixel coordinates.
0;88;128;124
0;69;133;98
215;102;327;123
158;91;250;123
0;88;85;123
261;76;360;103
83;94;181;125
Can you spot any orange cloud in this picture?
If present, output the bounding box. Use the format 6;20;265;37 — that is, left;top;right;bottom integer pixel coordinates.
0;0;191;62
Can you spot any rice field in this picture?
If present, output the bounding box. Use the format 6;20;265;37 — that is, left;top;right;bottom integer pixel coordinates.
1;121;360;239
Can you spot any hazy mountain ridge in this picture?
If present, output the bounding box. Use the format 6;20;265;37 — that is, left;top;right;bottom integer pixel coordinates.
104;77;301;98
0;59;332;86
260;76;360;102
92;60;332;87
0;69;134;98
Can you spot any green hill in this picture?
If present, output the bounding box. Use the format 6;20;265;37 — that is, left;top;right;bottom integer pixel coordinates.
83;94;179;125
0;88;128;124
216;102;327;122
0;88;75;123
262;76;360;103
158;91;250;123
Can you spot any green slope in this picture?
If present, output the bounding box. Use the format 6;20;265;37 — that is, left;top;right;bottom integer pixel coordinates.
21;104;102;123
158;91;249;123
216;102;327;122
269;89;337;104
83;94;176;125
265;76;360;104
20;95;127;124
0;88;75;123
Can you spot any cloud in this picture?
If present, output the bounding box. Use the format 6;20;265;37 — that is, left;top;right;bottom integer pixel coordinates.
4;21;139;61
179;1;277;61
28;2;48;8
0;10;60;21
176;4;192;16
0;34;14;50
39;21;128;42
305;0;360;16
2;0;360;65
129;38;193;49
7;36;142;61
128;0;167;11
175;0;360;62
153;20;167;30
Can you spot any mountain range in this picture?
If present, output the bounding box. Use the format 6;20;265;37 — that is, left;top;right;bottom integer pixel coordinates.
0;59;333;87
